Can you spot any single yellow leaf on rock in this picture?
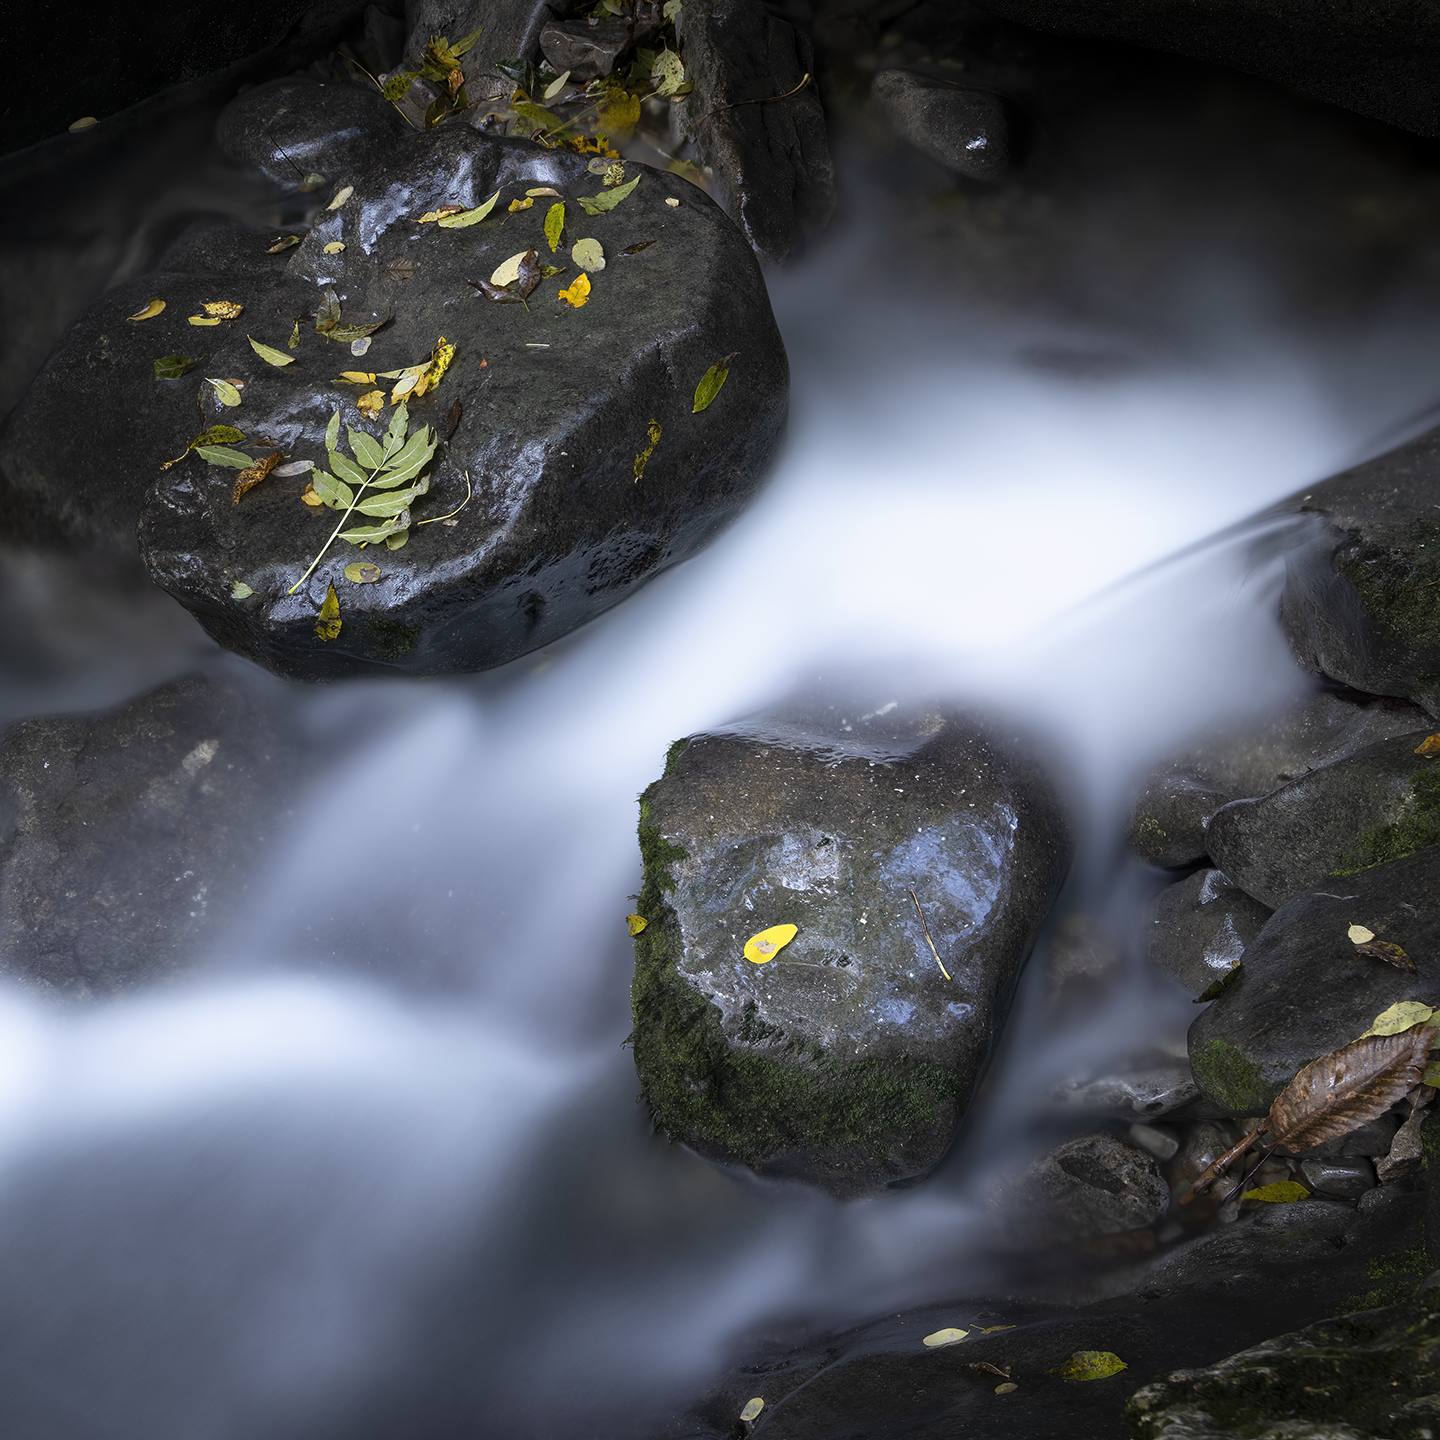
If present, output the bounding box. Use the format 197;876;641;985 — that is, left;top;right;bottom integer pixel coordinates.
508;197;534;212
627;914;648;936
544;201;566;252
327;185;354;210
528;186;562;197
559;273;591;307
128;297;165;321
301;485;324;507
249;335;296;367
231;581;254;599
1053;1352;1127;1382
267;235;301;252
356;389;385;417
1242;1180;1310;1203
189;315;222;326
1348;924;1376;944
314;584;342;641
344;562;381;583
207;378;242;407
995;1383;1018;1395
323;241;346;254
204;300;243;318
922;1328;968;1348
739;1398;764;1423
490;251;531;287
572;237;605;271
339;370;377;384
69;116;98;132
745;923;797;964
665;197;680;207
1415;733;1440;756
1362;1000;1435;1037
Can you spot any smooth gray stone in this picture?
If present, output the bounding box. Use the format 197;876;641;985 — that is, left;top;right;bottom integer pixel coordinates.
1300;1155;1375;1199
871;69;1012;181
1189;847;1440;1114
1049;1057;1204;1121
1146;867;1272;995
1206;731;1440;909
630;697;1070;1198
1127;689;1430;870
540;8;661;81
1129;1121;1180;1161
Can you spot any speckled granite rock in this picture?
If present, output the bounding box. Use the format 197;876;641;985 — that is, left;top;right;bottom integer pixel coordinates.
1146;868;1272;996
630;699;1070;1198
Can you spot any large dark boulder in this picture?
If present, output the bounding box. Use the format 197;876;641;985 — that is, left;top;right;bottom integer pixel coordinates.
0;672;296;998
1206;731;1440;909
126;129;786;680
1189;846;1440;1114
630;700;1070;1198
1281;430;1440;718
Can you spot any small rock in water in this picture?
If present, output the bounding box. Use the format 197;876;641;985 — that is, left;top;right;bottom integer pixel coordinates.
540;13;659;80
629;697;1070;1197
1146;867;1272;995
871;70;1013;182
1299;1156;1375;1199
1128;1122;1180;1162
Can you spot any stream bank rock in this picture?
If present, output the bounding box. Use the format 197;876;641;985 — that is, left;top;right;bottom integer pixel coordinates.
0;673;296;997
1146;868;1272;996
1206;731;1440;909
630;701;1070;1198
871;70;1012;182
137;129;786;680
1189;845;1440;1115
1281;432;1440;718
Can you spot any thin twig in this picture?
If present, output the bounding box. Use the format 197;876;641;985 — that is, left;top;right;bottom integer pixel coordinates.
909;889;952;981
697;71;811;127
1180;1125;1262;1203
416;470;473;526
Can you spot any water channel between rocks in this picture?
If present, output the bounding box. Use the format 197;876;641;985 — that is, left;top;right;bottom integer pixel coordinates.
6;50;1440;1440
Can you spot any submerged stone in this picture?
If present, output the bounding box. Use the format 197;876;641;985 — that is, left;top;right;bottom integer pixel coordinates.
1146;867;1272;996
872;70;1013;182
139;129;786;680
630;700;1070;1198
1189;846;1440;1114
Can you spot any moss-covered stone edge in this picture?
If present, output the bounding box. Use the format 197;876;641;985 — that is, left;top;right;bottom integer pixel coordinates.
629;787;965;1172
1332;765;1440;876
1344;519;1440;651
1191;1036;1276;1114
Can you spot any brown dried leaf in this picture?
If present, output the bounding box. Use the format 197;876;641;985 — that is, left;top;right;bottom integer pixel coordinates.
268;235;301;253
1415;734;1440;757
384;258;419;281
517;248;541;298
233;451;283;504
1354;939;1417;973
443;398;462;443
469;276;524;304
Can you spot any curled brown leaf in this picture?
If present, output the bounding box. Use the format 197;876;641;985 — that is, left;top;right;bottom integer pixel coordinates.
1355;939;1417;973
233;451;283;504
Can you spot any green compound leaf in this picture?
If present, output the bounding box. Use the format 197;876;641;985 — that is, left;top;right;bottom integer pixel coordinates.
324;408;341;452
348;426;386;470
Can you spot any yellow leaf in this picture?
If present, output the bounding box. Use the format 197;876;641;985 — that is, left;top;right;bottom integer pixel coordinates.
995;1383;1018;1394
68;116;98;132
1241;1181;1311;1203
1361;1000;1436;1038
356;389;386;417
597;89;641;131
428;337;456;387
1052;1352;1127;1382
249;335;296;367
418;207;462;223
528;186;562;197
1348;924;1376;944
739;1398;763;1423
559;273;591;307
627;914;648;936
745;923;797;964
128;297;164;321
665;197;680;207
188;316;222;326
204;301;243;318
314;584;342;641
490;250;531;287
344;562;381;584
207;378;243;407
544;201;565;253
921;1328;967;1348
323;241;346;254
327;185;354;210
301;485;324;507
437;190;503;228
391;369;425;401
231;581;254;599
1415;734;1440;757
267;235;301;252
338;371;377;384
572;237;605;271
508;198;534;212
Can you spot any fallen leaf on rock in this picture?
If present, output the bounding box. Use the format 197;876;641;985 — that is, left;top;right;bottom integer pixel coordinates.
161;423;244;468
577;174;640;216
922;1328;968;1348
204;301;243;318
559;273;591;307
230;581;254;599
1349;924;1376;944
69;116;98;132
1362;1000;1435;1037
693;353;736;413
128;297;165;321
665;197;680;206
602;161;627;187
249;336;297;366
194;444;255;468
443;398;462;443
745;923;797;964
508;197;534;212
542;71;570;101
207;378;243;407
300;173;325;192
1356;938;1417;973
268;235;301;252
323;241;346;254
633;418;661;481
233;450;282;504
739;1398;763;1423
621;239;655;254
1053;1352;1127;1382
153;355;197;379
540;263;567;278
1415;733;1440;756
356;389;385;417
490;250;531;288
627;914;648;936
419;205;464;223
327;185;354;210
1194;962;1242;1002
1241;1180;1310;1203
188;316;222;326
651;48;686;97
288;320;301;350
470;276;525;304
572;237;605;271
973;1325;1016;1335
384;258;419;281
351;337;372;356
273;460;314;477
301;485;323;506
344;562;381;583
544;202;566;252
958;1363;1012;1380
995;1383;1018;1395
528;186;562;198
437;190;502;228
338;370;377;384
314;585;342;641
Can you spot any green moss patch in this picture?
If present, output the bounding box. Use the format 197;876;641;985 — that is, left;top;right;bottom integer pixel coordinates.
1340;1240;1431;1314
1334;766;1440;875
1192;1036;1271;1113
1345;521;1440;649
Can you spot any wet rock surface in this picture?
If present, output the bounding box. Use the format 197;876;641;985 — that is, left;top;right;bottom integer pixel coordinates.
1205;732;1440;909
131;130;785;680
540;8;661;81
630;700;1070;1198
400;1;556;107
871;70;1012;182
1146;867;1272;996
0;672;297;998
1189;846;1440;1114
1127;689;1430;870
1281;436;1440;719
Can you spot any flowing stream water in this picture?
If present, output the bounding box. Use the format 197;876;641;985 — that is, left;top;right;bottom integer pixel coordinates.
6;63;1440;1440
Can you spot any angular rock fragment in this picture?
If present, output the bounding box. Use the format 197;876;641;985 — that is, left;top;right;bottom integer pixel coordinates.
630;699;1070;1197
1189;846;1440;1114
1206;732;1440;909
540;8;660;81
1145;867;1272;995
872;70;1012;182
0;673;296;997
136;130;786;679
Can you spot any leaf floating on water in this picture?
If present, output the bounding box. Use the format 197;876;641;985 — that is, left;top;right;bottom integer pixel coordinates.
1052;1352;1127;1382
745;924;798;964
323;241;346;254
544;201;566;252
621;239;655;255
233;450;282;504
559;273;591;307
1241;1181;1311;1203
356;389;385;417
249;336;297;366
153;354;197;379
268;235;301;252
693;353;736;413
1348;924;1376;944
128;297;165;321
577;174;640;216
627;914;648;936
921;1328;967;1348
1416;734;1440;757
344;561;381;583
1355;938;1417;973
206;378;243;407
327;185;354;210
1361;1000;1435;1038
437;190;503;228
188;315;222;326
194;444;256;468
203;301;243;318
739;1398;763;1424
314;584;342;641
572;237;605;271
230;581;254;599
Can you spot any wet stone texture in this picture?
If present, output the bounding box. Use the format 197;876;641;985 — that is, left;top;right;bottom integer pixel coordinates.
1189;846;1440;1115
0;672;296;998
871;69;1012;182
1146;867;1272;996
137;128;787;680
630;701;1070;1198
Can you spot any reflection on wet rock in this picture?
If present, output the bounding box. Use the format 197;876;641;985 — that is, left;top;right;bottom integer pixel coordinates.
1146;867;1271;995
872;70;1013;182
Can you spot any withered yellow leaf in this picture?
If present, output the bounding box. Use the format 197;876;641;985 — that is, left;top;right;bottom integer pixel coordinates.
528;186;562;197
326;185;354;210
323;241;346;254
1362;1000;1435;1037
418;206;464;223
490;251;531;287
204;301;243;318
128;297;165;321
356;389;385;417
572;237;605;271
1416;734;1440;757
314;584;342;641
626;914;648;936
338;371;377;384
508;198;534;212
1348;924;1376;944
559;272;591;307
739;1399;763;1423
301;484;324;507
921;1328;967;1348
188;316;222;326
744;923;797;964
230;581;254;598
1052;1352;1127;1382
232;450;282;504
249;335;296;366
344;561;381;583
1241;1180;1310;1203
